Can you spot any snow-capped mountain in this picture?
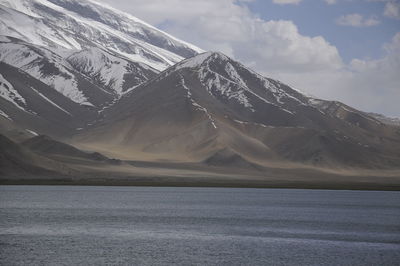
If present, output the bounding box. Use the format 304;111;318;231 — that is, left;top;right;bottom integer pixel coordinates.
77;52;400;168
0;0;203;69
1;0;399;171
0;0;203;103
0;37;100;106
66;47;158;95
0;0;202;136
367;113;400;126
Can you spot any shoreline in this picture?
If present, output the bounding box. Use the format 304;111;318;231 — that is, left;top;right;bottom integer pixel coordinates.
2;178;400;191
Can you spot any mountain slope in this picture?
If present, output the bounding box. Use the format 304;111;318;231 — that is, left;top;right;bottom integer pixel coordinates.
0;0;203;138
0;60;104;138
0;0;399;177
0;133;72;177
0;37;114;106
0;133;120;181
0;0;203;71
75;52;400;168
66;47;158;94
0;0;203;103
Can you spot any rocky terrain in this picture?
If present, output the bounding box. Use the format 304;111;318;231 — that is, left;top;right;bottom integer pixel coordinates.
1;0;399;189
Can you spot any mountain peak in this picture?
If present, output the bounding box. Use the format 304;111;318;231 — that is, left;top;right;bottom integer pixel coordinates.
175;51;230;70
2;0;400;174
0;0;202;66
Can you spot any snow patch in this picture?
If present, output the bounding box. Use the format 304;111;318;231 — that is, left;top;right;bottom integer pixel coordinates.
123;85;139;94
1;0;202;77
84;0;204;54
0;0;43;18
0;42;93;106
25;129;38;136
180;76;217;129
224;62;248;88
68;47;128;94
200;59;295;115
233;119;269;128
339;105;381;125
30;86;71;115
176;52;213;70
0;73;28;112
199;66;254;110
0;109;11;120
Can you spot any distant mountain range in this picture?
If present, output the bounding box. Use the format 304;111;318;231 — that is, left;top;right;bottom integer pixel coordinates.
1;0;399;189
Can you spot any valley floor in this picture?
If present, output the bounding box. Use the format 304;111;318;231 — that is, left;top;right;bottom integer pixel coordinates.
2;159;400;191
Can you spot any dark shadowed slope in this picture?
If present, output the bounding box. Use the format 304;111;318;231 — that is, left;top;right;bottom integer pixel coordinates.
0;134;72;177
22;135;111;162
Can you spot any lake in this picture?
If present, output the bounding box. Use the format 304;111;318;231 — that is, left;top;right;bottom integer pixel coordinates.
1;186;399;265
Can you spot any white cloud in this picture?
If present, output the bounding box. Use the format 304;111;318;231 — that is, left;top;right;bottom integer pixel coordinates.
335;13;380;27
230;20;343;73
384;1;400;19
324;0;337;4
96;0;399;116
279;32;400;116
98;0;342;73
272;0;302;4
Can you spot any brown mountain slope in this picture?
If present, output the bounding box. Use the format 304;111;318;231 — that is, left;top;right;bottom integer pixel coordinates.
1;133;399;190
73;52;400;169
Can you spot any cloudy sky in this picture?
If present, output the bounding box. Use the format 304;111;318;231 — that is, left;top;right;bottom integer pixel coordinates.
97;0;399;117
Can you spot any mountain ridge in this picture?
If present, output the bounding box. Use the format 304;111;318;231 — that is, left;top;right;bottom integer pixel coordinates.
73;51;400;168
1;0;400;188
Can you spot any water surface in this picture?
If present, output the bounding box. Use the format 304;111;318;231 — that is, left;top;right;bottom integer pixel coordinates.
1;186;399;265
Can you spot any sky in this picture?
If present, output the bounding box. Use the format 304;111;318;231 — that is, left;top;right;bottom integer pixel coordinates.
97;0;400;117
